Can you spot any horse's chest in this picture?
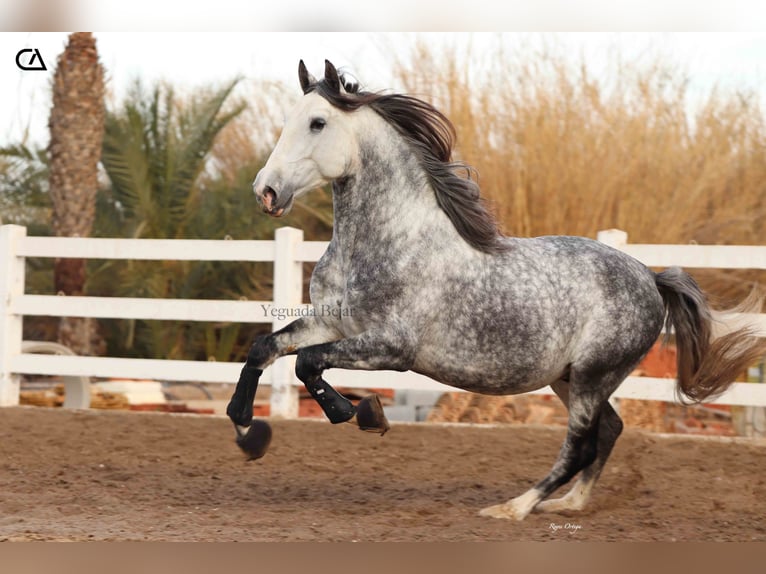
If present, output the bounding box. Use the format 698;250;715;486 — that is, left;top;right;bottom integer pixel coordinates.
310;255;401;334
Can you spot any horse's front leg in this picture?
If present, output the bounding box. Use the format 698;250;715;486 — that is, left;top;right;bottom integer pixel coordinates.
227;318;339;458
295;327;416;434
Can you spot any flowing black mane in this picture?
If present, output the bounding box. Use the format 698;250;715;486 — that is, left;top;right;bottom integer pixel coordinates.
307;77;507;254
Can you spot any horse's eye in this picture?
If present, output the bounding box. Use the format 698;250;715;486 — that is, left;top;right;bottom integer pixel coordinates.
310;118;326;133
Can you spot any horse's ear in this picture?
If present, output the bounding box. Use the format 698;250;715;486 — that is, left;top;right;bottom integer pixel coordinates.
324;59;341;93
298;60;316;94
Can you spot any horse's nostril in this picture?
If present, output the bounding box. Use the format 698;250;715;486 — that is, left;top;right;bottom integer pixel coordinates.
262;186;277;210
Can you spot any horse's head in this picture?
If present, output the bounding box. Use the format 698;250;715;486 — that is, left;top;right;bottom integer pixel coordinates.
253;60;360;217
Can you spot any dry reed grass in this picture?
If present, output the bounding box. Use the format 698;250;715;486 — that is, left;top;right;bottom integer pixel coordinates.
392;38;766;302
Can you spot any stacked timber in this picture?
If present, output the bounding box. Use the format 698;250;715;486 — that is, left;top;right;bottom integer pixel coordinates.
20;384;129;410
427;393;568;425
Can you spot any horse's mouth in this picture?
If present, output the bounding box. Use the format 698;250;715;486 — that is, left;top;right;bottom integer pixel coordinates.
260;187;294;217
263;195;293;217
266;207;286;217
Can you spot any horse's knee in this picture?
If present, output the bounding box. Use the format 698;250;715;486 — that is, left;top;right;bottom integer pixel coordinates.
246;334;278;366
295;347;324;383
227;335;275;427
294;348;356;424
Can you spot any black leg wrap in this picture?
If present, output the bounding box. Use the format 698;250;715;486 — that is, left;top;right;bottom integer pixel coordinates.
305;378;357;424
226;365;263;427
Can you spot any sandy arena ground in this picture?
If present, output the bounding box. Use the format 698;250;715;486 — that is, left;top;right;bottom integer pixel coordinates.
0;406;764;541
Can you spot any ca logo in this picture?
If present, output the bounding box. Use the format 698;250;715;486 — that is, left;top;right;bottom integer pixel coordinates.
15;48;47;71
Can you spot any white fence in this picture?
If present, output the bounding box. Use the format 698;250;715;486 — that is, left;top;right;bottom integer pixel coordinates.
1;224;766;416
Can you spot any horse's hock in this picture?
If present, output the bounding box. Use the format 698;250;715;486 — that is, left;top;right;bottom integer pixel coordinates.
19;341;90;409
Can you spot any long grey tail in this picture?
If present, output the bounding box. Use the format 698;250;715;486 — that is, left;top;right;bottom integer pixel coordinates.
655;267;766;403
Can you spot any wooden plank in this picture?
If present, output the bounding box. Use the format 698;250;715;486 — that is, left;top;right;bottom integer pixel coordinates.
296;241;329;262
316;371;766;407
322;373;766;407
11;354;275;385
622;244;766;270
18;236;276;262
615;377;766;407
9;352;766;406
12;295;279;323
19;235;766;269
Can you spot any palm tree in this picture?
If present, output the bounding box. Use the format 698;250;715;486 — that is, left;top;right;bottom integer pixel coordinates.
95;79;248;360
100;79;246;240
0;144;50;233
47;32;105;355
94;78;337;362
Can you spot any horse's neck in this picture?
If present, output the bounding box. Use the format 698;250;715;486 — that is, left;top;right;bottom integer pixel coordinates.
330;140;451;257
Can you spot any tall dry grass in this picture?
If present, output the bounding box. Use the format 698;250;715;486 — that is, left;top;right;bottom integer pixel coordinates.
392;38;766;301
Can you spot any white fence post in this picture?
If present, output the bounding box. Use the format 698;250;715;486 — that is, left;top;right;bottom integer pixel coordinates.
269;227;304;418
0;225;27;406
597;229;628;250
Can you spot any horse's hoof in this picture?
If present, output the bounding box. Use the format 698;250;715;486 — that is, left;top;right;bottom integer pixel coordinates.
355;394;390;435
235;420;272;460
226;400;253;428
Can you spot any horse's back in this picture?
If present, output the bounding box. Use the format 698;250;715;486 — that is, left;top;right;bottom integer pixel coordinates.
502;235;666;361
527;235;665;358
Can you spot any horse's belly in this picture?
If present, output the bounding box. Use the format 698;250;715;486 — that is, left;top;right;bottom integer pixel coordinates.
413;347;568;396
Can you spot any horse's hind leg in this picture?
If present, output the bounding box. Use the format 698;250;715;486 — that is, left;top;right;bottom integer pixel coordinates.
294;327;416;433
534;381;624;514
479;368;626;521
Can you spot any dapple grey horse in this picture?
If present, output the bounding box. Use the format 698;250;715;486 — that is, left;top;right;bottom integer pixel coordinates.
227;60;766;520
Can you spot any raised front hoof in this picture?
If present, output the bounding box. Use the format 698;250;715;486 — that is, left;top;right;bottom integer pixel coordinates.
355;394;390;435
235;420;272;461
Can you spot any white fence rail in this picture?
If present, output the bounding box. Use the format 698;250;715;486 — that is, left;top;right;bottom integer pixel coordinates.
1;224;766;415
